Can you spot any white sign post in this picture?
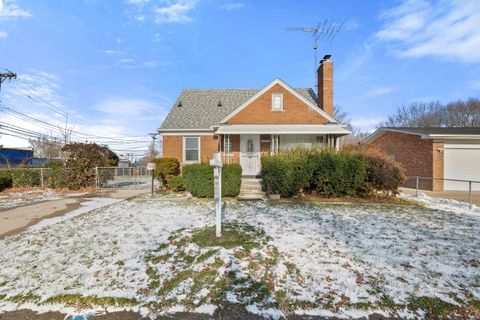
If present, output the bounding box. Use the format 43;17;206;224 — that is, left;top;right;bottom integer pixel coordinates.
147;162;156;197
210;153;223;237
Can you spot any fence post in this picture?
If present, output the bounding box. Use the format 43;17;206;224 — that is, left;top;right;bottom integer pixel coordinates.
95;167;99;188
40;168;44;187
468;181;472;209
415;176;419;197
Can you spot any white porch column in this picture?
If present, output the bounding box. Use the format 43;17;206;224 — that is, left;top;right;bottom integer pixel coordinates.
335;137;340;151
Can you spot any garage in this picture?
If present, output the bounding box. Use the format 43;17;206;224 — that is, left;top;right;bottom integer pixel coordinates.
444;143;480;190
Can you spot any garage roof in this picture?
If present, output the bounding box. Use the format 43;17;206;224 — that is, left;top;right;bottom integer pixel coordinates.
365;127;480;143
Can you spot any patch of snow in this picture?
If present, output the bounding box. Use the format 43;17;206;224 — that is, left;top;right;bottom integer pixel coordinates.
245;304;285;319
194;304;217;315
0;199;478;318
0;189;62;209
28;197;122;231
401;192;480;215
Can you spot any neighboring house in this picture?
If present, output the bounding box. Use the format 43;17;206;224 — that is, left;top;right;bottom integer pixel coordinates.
365;127;480;191
0;147;33;166
158;55;350;176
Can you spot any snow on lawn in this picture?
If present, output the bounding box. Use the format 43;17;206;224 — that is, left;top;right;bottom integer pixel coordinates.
401;192;480;215
0;198;479;319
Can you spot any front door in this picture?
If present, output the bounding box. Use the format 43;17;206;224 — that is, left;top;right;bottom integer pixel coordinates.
240;134;260;176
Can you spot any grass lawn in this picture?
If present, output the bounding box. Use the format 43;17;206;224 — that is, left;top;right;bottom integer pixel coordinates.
0;197;478;319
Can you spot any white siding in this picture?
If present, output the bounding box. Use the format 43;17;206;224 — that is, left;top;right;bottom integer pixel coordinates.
444;143;480;190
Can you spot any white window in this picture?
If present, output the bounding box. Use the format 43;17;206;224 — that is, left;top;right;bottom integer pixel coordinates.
183;137;200;162
271;93;283;111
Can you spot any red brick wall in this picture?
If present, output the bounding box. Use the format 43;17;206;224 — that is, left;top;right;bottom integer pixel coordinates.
368;131;444;191
162;135;219;165
228;83;329;124
317;59;333;116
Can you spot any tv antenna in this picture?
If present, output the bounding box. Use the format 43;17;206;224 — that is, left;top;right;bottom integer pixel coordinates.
286;18;346;87
0;69;17;92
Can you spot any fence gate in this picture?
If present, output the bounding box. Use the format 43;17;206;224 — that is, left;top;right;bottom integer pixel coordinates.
96;167;150;188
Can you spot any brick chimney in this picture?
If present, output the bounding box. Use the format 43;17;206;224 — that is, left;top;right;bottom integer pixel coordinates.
317;54;333;116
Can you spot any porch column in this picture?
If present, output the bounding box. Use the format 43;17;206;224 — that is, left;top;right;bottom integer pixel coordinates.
335;137;340;151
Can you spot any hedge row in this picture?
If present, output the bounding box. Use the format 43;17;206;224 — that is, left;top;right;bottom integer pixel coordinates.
182;163;242;197
261;148;405;198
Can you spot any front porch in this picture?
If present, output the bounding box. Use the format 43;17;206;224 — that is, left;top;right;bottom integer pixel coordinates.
214;124;350;176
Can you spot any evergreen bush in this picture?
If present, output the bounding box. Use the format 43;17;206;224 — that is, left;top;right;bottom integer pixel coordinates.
182;163;242;197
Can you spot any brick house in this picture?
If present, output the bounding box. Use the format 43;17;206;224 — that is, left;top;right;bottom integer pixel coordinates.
158;55;350;176
365;127;480;191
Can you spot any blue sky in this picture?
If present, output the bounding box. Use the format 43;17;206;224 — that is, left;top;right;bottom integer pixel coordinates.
1;0;480;157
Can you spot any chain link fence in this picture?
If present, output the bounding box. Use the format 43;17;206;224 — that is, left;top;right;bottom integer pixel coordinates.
95;167;150;188
0;166;151;189
404;176;480;209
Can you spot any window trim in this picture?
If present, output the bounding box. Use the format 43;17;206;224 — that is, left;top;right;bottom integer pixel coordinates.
183;136;201;163
271;93;284;111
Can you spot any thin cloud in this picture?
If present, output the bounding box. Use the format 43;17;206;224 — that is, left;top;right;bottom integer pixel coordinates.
365;86;396;97
125;0;199;24
0;0;32;20
220;2;246;11
0;30;7;38
351;116;385;132
470;80;480;90
154;1;198;24
377;0;480;63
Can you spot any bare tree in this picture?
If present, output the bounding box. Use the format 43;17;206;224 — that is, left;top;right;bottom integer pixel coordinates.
334;105;371;145
29;136;62;159
381;98;480;128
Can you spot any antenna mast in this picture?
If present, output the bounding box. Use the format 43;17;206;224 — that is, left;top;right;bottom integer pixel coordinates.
286;18;345;88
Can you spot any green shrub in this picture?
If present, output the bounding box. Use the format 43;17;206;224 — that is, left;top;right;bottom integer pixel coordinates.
152;157;180;186
46;161;66;189
261;149;367;198
182;163;242;197
0;170;12;192
221;164;242;197
312;151;367;197
11;168;41;188
168;175;185;192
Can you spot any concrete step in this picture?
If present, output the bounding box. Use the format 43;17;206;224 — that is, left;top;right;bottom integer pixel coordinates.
238;178;265;200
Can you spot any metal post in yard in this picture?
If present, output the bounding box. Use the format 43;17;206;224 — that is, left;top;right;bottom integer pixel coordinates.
147;163;156;197
40;168;44;187
95;167;99;188
415;176;419;197
210;153;223;238
468;181;473;209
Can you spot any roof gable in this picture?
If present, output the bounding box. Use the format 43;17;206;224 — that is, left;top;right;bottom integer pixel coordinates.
158;81;322;131
219;78;336;124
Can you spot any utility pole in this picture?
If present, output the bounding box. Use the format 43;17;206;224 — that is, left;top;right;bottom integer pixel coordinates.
149;133;158;159
0;70;17;92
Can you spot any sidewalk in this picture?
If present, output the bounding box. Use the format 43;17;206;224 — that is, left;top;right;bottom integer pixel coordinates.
0;187;149;239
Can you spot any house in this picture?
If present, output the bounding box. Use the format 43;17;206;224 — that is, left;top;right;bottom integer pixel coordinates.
0;147;33;166
365;127;480;191
158;55;350;176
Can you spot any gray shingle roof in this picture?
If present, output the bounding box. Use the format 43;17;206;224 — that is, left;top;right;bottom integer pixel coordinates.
159;88;319;130
380;127;480;135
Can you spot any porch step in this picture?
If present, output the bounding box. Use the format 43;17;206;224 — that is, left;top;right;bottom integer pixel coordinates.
238;178;266;201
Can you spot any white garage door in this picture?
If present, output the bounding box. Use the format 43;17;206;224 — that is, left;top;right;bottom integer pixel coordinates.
444;143;480;190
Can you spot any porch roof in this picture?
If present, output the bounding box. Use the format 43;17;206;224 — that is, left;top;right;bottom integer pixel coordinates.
215;124;351;135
